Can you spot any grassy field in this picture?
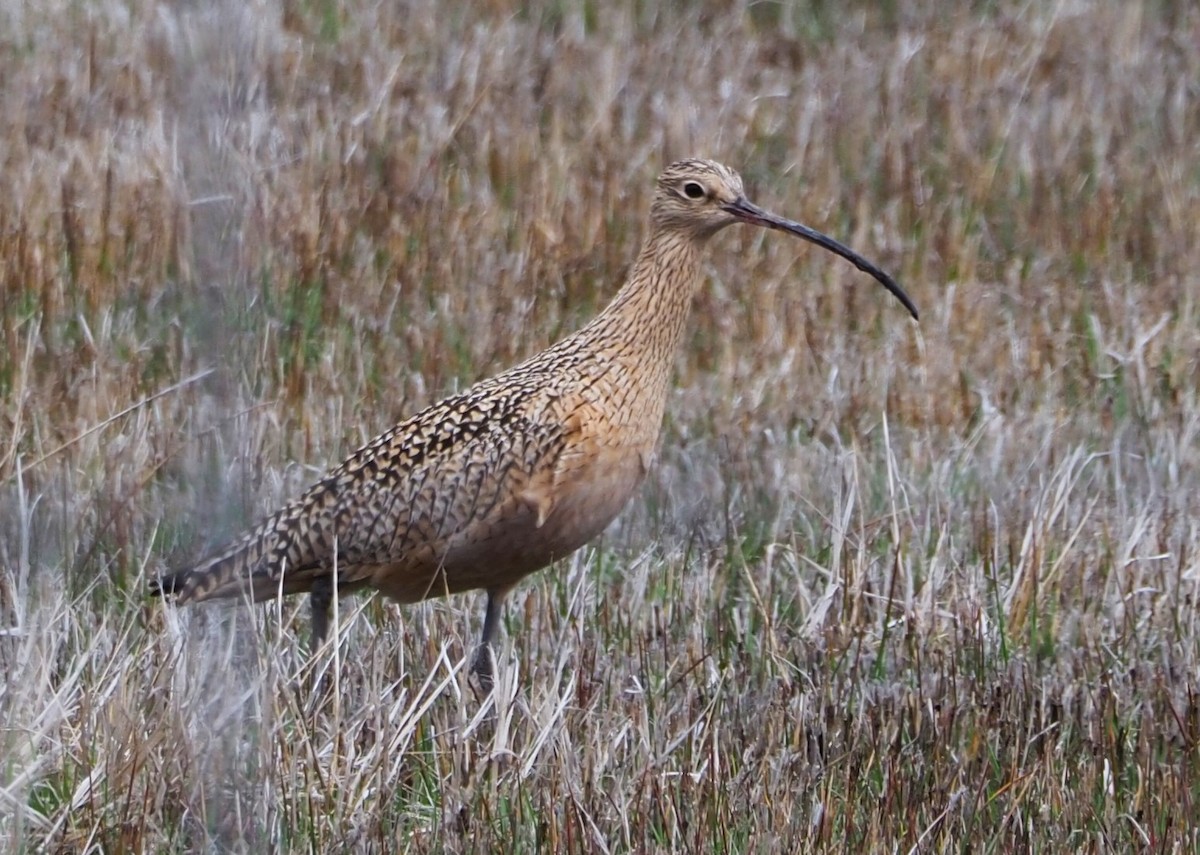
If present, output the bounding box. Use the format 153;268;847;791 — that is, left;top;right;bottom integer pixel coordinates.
2;0;1198;850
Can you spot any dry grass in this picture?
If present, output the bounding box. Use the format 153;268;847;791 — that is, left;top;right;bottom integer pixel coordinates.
1;0;1199;850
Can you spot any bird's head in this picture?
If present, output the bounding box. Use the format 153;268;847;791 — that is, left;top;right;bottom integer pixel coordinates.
649;158;919;320
649;159;749;240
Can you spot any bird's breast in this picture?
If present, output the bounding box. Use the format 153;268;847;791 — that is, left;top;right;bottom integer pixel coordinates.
535;439;649;550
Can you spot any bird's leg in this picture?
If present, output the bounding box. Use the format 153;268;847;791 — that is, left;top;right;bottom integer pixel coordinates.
310;575;332;653
472;586;510;688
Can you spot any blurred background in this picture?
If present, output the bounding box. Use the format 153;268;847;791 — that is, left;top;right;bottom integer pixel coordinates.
1;1;1198;850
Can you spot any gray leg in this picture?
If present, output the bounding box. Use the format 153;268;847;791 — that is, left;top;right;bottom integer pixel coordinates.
311;576;333;652
472;587;509;686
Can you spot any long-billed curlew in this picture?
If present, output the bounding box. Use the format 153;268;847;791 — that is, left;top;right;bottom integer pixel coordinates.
152;159;918;682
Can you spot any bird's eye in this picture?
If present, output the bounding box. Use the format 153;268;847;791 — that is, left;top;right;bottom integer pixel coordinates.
682;181;706;200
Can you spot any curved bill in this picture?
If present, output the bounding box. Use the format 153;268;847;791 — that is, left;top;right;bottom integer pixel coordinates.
722;197;919;320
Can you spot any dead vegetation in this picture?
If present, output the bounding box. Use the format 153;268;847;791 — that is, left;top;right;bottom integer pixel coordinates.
1;0;1198;851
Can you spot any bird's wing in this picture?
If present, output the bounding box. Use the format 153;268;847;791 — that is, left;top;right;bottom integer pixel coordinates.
152;384;570;604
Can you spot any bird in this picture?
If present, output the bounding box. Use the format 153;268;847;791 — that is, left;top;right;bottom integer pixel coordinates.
152;159;918;684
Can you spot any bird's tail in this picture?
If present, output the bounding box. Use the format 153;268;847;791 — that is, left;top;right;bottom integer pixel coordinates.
150;503;320;604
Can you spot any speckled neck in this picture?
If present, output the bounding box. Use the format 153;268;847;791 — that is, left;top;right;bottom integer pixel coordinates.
582;228;704;369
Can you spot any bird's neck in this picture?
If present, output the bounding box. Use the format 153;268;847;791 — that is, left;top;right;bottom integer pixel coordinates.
545;227;705;449
584;228;703;368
